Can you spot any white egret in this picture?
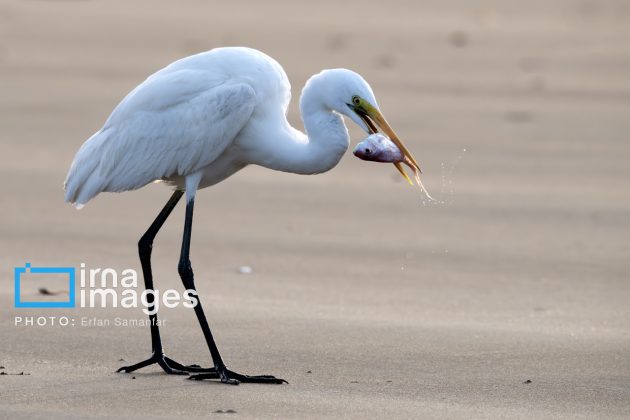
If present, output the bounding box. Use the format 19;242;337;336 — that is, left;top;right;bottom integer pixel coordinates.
64;47;420;385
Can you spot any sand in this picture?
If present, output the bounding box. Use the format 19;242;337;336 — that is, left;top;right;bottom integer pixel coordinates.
1;0;629;418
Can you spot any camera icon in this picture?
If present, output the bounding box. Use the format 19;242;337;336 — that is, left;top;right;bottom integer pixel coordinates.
14;263;76;308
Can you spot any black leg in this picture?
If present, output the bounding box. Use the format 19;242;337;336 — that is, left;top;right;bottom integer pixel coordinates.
117;190;215;375
177;197;287;385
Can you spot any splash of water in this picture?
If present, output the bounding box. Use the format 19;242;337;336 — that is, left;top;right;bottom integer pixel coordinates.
417;148;466;206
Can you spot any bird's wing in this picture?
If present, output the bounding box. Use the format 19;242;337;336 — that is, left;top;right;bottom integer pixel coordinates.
66;69;257;201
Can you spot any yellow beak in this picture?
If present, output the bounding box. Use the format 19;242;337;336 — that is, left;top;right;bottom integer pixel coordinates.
361;103;422;185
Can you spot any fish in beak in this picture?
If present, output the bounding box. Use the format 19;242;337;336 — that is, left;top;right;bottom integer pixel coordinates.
353;133;435;201
350;98;422;185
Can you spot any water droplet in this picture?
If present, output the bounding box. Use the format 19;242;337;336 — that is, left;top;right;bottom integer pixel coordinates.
418;148;466;207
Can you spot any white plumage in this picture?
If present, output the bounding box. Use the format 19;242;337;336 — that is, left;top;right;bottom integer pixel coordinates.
64;46;418;206
64;46;421;384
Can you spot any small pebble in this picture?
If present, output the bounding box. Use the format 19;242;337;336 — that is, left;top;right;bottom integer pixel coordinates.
523;379;532;384
132;376;136;380
237;266;253;275
38;287;58;296
306;370;312;374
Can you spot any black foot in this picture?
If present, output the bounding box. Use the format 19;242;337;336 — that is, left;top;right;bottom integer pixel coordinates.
117;354;215;375
188;367;288;385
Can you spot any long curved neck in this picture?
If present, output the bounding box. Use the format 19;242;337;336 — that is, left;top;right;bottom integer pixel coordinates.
252;77;350;175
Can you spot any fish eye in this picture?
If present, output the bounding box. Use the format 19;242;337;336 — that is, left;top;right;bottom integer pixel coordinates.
352;96;361;106
364;148;372;155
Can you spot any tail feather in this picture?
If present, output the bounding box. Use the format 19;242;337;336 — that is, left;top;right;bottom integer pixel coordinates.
64;130;110;208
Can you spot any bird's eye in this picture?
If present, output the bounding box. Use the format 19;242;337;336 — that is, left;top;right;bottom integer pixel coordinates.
364;148;371;155
352;96;361;106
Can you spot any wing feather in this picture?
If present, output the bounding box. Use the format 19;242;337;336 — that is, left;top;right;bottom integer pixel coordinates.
64;69;256;205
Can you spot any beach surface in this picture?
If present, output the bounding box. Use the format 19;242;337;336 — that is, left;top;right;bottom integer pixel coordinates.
1;0;629;418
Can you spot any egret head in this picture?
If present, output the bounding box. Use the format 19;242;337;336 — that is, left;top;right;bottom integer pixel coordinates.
305;68;421;182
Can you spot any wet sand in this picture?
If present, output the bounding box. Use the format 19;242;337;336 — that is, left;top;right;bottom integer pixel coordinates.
1;0;629;418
